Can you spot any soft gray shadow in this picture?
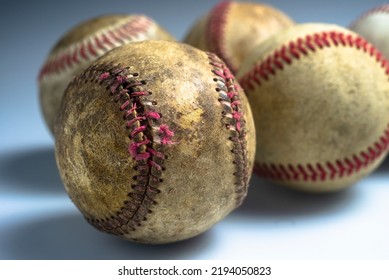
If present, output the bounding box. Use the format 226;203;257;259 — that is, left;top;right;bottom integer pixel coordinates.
375;156;389;175
0;146;65;194
234;175;357;218
1;212;214;260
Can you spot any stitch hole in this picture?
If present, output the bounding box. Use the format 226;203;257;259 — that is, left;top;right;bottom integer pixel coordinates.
159;179;164;183
152;101;158;105
161;166;166;171
132;176;137;180
148;91;153;95
213;78;218;82
216;88;221;92
133;73;139;77
141;80;147;85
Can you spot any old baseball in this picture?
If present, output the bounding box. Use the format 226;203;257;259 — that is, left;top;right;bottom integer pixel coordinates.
54;40;255;243
39;14;174;135
350;4;389;60
184;0;294;73
237;23;389;192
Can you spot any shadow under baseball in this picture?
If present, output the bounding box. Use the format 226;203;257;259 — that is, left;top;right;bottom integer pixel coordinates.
0;146;65;195
233;174;358;219
374;155;389;175
1;212;215;260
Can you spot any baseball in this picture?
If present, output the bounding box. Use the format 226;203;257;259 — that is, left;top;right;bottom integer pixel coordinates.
54;40;255;243
38;14;174;135
237;23;389;192
183;0;294;73
350;4;389;61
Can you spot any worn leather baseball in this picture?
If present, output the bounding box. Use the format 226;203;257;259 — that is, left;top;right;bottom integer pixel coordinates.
39;14;174;135
54;40;255;244
183;0;294;73
237;23;389;192
350;4;389;60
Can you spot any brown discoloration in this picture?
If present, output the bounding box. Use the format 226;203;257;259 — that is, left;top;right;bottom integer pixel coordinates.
183;1;294;72
55;41;256;244
39;14;175;135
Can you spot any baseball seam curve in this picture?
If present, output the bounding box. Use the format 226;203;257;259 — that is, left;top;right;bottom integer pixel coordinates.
72;63;173;235
206;0;237;73
238;30;389;182
208;52;249;205
350;4;389;29
38;15;152;81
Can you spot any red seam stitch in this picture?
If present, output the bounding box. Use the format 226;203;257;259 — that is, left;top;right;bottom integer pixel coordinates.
239;30;389;182
350;4;389;29
79;43;88;60
108;30;124;44
208;52;249;206
94;35;106;51
239;31;389;90
81;64;174;234
38;16;152;81
87;40;98;57
254;124;389;182
205;0;237;73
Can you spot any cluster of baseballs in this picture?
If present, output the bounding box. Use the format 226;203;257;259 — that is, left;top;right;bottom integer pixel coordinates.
38;1;389;244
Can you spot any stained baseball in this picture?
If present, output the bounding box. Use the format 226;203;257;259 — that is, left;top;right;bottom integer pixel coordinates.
237;23;389;192
39;14;174;135
184;0;294;73
54;40;255;244
350;4;389;60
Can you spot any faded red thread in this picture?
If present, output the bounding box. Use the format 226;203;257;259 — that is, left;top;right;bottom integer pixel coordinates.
75;63;172;235
239;30;389;182
254;124;389;182
158;124;174;145
350;4;389;29
38;15;152;81
206;0;236;73
208;52;249;207
238;31;389;91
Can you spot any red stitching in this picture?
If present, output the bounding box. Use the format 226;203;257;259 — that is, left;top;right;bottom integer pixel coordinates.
87;40;98;57
94;35;106;51
350;4;389;29
73;63;174;235
253;124;389;182
79;43;88;60
38;15;153;81
241;30;389;182
208;52;249;206
241;31;389;91
206;1;237;73
108;30;123;44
